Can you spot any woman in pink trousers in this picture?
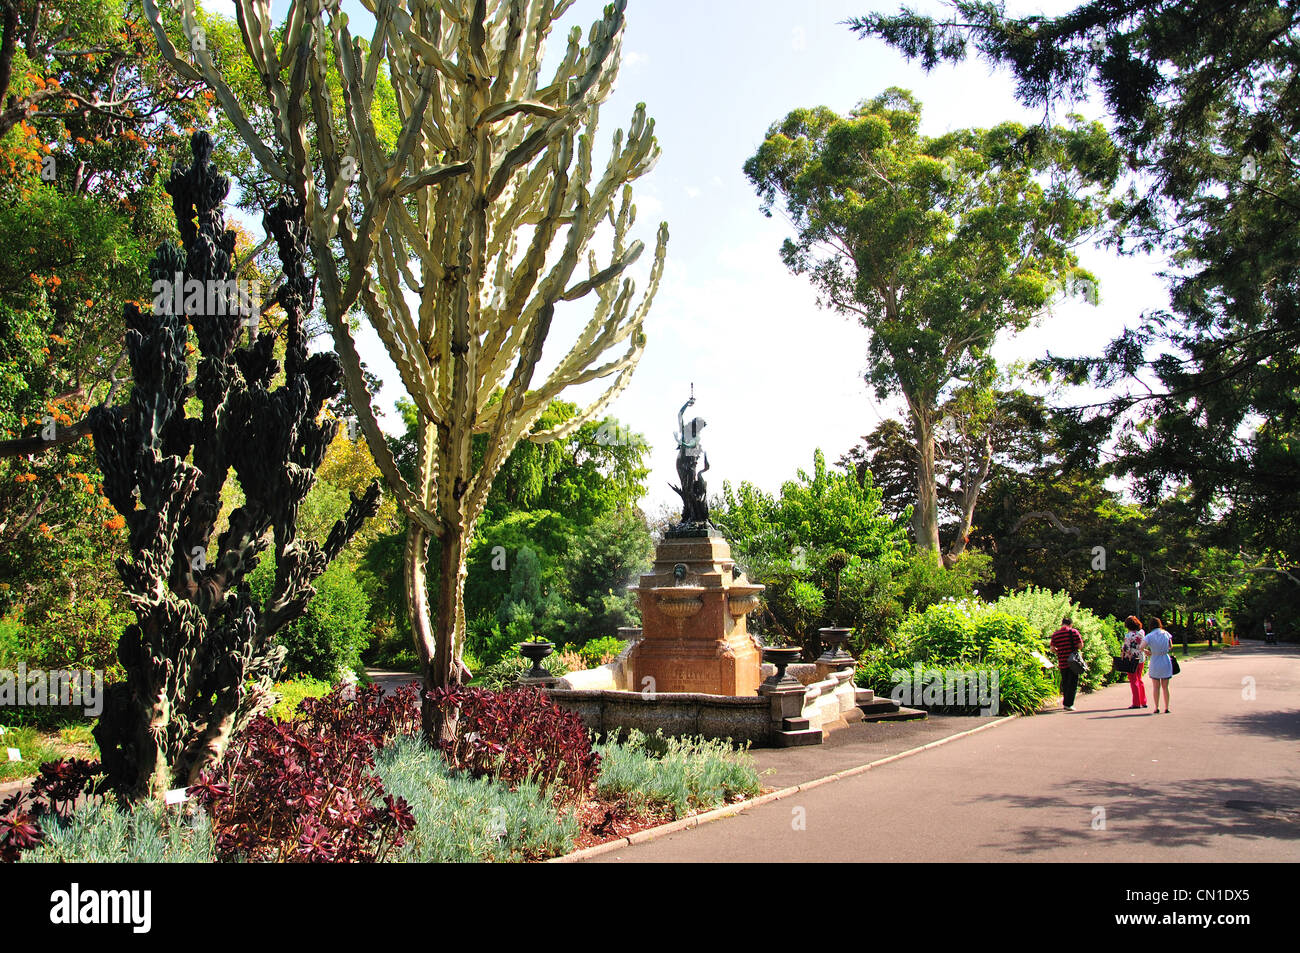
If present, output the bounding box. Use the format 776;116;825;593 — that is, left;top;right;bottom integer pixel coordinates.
1122;616;1147;709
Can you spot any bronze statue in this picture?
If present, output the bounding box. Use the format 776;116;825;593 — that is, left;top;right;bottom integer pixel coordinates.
670;386;711;526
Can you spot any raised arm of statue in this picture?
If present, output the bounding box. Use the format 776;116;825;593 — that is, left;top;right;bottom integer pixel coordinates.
676;395;696;448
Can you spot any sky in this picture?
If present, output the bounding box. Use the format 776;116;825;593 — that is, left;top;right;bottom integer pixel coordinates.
202;0;1172;516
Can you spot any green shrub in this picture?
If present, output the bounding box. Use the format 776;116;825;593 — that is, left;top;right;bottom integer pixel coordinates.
0;599;131;676
593;729;762;817
574;636;626;667
20;800;216;863
995;587;1123;691
373;734;579;862
250;559;372;681
855;598;1058;714
268;676;335;722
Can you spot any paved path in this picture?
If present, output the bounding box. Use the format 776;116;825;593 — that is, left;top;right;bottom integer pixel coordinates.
587;643;1300;862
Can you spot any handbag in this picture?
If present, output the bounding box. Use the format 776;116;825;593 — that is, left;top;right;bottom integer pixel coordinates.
1170;656;1181;676
1111;655;1137;674
1067;650;1088;675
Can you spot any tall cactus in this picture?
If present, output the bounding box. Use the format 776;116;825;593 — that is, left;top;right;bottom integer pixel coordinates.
89;132;381;800
142;0;669;738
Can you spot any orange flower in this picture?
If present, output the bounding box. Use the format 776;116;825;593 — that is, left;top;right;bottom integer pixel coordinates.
38;523;52;536
104;514;126;531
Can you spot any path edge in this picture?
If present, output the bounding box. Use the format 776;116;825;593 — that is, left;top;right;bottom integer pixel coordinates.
547;712;1019;863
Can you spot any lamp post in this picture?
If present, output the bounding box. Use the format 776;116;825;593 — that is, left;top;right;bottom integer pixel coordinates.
1135;582;1141;616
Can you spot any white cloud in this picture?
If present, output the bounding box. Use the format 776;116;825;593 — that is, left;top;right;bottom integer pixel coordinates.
623;50;649;70
791;27;807;52
685;186;701;199
636;192;665;218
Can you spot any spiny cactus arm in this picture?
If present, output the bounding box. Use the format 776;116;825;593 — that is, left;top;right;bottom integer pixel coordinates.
141;0;290;183
366;230;446;420
465;297;557;520
494;218;662;442
473;136;573;404
322;297;440;534
323;481;384;562
474;205;663;434
530;356;642;443
473;105;659;411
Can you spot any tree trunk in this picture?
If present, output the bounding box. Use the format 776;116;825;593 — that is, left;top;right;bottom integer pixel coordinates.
911;410;942;563
405;523;442;739
944;433;993;568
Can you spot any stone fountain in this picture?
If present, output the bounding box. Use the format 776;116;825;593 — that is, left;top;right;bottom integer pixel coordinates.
626;532;765;696
533;389;922;744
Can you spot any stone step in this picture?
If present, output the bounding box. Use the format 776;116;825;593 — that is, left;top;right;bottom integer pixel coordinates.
862;706;928;722
858;698;903;715
773;727;823;747
854;687;876;705
781;716;811;731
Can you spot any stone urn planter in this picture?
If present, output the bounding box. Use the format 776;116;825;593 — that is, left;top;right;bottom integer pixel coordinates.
518;640;555;679
761;645;803;687
816;626;854;667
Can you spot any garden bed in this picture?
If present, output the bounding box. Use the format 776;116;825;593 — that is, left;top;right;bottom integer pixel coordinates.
2;684;762;864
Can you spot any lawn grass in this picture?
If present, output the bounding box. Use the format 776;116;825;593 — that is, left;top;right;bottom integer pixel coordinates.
0;720;98;782
1173;641;1231;659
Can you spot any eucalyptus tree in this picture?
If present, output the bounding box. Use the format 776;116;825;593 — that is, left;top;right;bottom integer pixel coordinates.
849;0;1300;586
141;0;668;734
744;88;1117;565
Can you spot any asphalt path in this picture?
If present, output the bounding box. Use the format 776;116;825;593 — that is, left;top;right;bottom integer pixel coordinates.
587;642;1300;862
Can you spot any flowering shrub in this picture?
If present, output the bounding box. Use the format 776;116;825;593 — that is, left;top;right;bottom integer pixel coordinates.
0;757;104;862
855;599;1058;714
993;588;1123;691
426;685;599;804
189;683;419;862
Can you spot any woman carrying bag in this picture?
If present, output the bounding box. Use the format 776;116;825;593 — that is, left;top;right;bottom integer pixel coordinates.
1143;617;1175;714
1121;616;1147;709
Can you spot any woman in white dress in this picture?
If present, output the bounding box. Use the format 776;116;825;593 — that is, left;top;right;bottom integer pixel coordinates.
1143;617;1174;714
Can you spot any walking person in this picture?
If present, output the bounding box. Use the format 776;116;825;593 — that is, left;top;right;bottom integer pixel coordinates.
1051;615;1085;711
1264;615;1276;645
1143;617;1174;714
1122;616;1147;709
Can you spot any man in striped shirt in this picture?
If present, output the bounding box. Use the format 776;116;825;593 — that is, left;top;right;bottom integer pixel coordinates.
1050;616;1084;711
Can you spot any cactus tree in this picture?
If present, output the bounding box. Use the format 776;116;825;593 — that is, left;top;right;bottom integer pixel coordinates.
142;0;669;736
89;132;380;799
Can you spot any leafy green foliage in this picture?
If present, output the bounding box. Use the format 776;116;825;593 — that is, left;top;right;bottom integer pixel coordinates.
850;0;1300;622
994;587;1123;691
268;677;336;723
714;449;985;652
855;599;1058;714
745;88;1118;556
249;559;372;682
